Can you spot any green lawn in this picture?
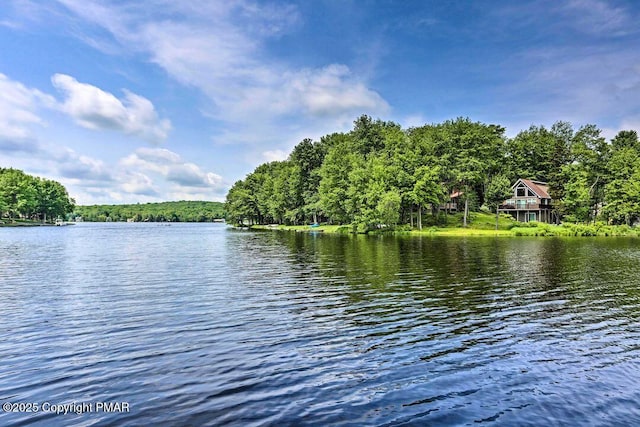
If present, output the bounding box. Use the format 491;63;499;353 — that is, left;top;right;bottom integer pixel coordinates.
0;219;51;227
248;212;640;237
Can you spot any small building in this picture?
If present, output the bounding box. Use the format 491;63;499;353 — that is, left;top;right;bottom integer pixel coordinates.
498;179;554;223
442;190;463;212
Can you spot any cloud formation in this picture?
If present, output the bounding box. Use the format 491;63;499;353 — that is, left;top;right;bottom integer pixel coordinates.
51;73;171;143
54;148;114;183
120;147;224;194
120;172;158;197
0;73;53;153
53;0;388;145
261;149;289;163
559;0;633;36
51;147;226;203
0;71;224;203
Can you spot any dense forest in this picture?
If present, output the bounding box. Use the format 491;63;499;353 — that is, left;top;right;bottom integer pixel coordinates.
0;168;75;223
225;115;640;231
75;201;225;222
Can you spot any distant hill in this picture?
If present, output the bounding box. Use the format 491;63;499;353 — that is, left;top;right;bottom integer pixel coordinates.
75;201;225;222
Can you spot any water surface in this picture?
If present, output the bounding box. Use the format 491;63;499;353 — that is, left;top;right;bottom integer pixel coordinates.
1;223;640;425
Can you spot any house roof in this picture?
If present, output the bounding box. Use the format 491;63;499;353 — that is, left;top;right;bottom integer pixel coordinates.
517;178;551;199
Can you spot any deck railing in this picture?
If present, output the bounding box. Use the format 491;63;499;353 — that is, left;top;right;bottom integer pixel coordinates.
499;203;552;210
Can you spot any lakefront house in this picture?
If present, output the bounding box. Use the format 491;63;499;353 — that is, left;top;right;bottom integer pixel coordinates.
442;190;463;212
498;179;554;223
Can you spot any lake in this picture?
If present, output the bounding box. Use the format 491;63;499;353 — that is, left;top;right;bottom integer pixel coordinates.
1;223;640;426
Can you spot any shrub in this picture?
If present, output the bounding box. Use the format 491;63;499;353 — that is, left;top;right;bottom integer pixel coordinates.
336;225;352;234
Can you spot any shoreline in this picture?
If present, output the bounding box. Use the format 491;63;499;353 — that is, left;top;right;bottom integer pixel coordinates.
0;222;56;228
247;223;640;237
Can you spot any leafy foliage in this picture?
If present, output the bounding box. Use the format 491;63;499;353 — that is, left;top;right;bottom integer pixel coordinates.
0;168;75;222
219;116;640;231
75;201;224;222
486;174;513;229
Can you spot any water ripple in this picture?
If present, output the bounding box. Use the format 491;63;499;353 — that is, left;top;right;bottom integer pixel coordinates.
1;225;640;425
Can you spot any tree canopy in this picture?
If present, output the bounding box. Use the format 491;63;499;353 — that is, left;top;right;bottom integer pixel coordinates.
226;115;640;230
74;201;225;222
0;168;75;222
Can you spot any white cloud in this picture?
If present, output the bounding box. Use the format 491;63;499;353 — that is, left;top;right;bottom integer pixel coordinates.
491;44;640;137
166;163;222;188
560;0;632;36
493;0;637;38
285;64;388;117
0;73;54;153
48;147;226;204
120;172;158;196
120;147;224;193
51;73;171;143
620;117;640;135
0;19;22;30
55;148;114;182
261;149;289;163
557;53;638;118
7;142;227;204
52;0;388;147
129;147;181;165
399;114;428;129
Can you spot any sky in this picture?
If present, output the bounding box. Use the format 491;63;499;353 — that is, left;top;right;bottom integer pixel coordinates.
1;0;639;205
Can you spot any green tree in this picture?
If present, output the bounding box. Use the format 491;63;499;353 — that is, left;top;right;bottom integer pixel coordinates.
411;166;445;230
440;118;506;226
223;116;635;231
318;136;359;224
0;168;74;222
570;124;608;222
376;190;401;228
546;121;574;223
562;166;591;223
604;130;640;225
289;138;328;223
485;174;512;229
36;179;75;222
0;168;37;219
351;114;389;156
225;180;258;225
506;125;555;181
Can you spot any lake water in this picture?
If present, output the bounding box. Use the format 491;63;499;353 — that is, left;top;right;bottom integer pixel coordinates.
1;223;640;426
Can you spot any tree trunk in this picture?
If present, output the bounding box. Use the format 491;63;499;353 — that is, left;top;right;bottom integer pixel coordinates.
410;205;414;228
418;205;422;230
495;209;499;230
463;197;469;227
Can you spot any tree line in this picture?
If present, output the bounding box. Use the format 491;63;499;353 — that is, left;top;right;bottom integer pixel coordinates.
75;201;225;222
0;168;75;222
225;115;640;230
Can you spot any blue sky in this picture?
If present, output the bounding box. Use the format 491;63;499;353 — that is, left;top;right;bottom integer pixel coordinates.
1;0;639;204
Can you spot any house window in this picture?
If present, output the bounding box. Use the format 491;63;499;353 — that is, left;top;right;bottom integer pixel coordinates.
528;212;537;222
528;198;537;204
516;187;526;197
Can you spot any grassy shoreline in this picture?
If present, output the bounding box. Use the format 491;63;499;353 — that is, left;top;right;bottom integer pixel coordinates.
0;220;56;227
249;224;640;237
246;212;640;237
